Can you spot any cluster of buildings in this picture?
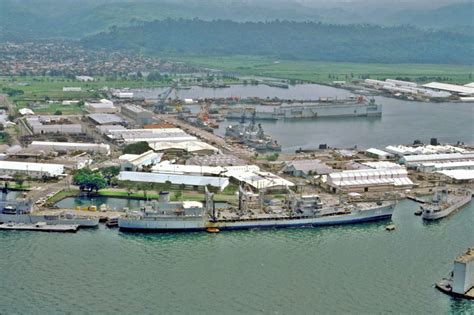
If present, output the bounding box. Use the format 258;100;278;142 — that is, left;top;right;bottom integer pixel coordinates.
0;41;196;76
364;79;474;100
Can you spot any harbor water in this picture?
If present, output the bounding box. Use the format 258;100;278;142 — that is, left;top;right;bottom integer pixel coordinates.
134;84;474;151
1;200;473;313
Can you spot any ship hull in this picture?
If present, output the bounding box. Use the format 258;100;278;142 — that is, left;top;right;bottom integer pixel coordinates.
421;195;472;220
0;214;99;228
119;204;394;233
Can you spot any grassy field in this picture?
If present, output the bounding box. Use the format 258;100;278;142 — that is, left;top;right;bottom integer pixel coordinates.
172;55;473;84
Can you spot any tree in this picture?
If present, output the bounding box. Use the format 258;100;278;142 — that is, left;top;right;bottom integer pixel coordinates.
72;169;106;193
100;166;120;185
122;141;152;155
12;172;26;188
54;110;63;115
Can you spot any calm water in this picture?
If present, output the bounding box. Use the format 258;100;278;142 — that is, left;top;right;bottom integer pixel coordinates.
1;200;473;314
135;84;474;152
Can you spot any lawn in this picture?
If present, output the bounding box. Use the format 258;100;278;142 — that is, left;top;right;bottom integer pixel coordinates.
171;55;473;84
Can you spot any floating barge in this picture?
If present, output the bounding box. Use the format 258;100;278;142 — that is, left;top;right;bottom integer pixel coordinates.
226;97;382;120
0;222;79;233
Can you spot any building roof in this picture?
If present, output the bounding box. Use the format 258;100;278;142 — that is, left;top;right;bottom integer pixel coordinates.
152;163;225;175
118;171;229;191
149;141;218;153
30;141;110;150
88;113;124;125
225;170;295;190
361;161;402;169
401;152;474;164
385;145;466;156
125;150;162;166
283;159;333;174
328;168;413;187
0;161;64;174
366;148;393;157
437;170;474;180
422;82;474;95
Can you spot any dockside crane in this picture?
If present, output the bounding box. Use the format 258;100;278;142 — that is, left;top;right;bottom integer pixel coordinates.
154;81;178;114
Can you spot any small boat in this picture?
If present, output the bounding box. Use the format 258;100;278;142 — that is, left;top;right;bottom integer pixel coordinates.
385;224;396;231
105;217;119;228
414;209;422;216
99;204;108;212
0;222;79;233
206;227;220;233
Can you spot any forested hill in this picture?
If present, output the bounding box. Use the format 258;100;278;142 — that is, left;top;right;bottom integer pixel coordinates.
82;19;473;65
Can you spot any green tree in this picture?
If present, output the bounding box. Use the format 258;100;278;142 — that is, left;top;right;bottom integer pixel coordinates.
122;141;152;155
12;172;26;188
72;169;107;193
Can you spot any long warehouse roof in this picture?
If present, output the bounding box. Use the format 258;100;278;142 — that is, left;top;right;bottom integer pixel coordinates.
422;82;474;95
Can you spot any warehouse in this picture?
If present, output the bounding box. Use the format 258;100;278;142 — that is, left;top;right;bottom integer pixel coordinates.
365;148;394;160
117;171;229;191
282;159;333;178
88;113;124;125
121;104;154;125
149;141;218;155
26;116;82;134
400;152;474;169
225;169;295;190
422;82;474;96
120;150;163;172
417;161;474;173
437;170;474;183
0;161;64;178
85;99;118;113
29;141;111;155
106;128;196;144
326;168;413;193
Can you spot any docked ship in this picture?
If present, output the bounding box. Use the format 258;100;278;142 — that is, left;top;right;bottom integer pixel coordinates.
0;198;100;228
118;188;395;232
226;97;382;120
421;188;472;221
225;112;281;151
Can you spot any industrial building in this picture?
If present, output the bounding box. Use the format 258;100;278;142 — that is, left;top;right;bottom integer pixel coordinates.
417;161;474;173
25;116;82;135
102;128;196;144
29;141;111;155
225;169;295;190
385;145;466;156
121;104;154;125
365;148;394;160
118;171;229;191
282;159;334;178
88;113;124;125
437;170;474;182
422;82;474;96
400;152;474;169
0;161;64;178
186;154;245;166
85;99;118;114
364;79;451;98
120;150;163;172
149;141;218;155
326;168;413;193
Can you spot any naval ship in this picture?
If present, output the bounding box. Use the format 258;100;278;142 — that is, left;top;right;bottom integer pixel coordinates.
226;97;382;120
118;188;395;232
421;188;472;220
225;112;281;151
0;197;99;228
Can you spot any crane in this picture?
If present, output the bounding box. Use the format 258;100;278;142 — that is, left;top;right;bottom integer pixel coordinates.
154;81;178;113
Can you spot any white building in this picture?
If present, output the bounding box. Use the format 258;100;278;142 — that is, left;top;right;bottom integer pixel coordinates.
85;99;118;114
75;75;94;82
25;116;82;135
326;168;413;193
0;161;64;178
400;152;474;168
29;141;111;155
118;171;229;191
422;82;474;96
62;87;82;92
120;150;163;171
365;148;394;160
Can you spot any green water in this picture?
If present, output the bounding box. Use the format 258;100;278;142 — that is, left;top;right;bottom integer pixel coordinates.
1;200;473;314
